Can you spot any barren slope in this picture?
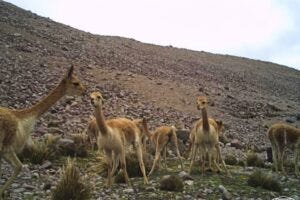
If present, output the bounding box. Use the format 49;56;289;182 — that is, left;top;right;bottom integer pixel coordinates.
1;1;300;149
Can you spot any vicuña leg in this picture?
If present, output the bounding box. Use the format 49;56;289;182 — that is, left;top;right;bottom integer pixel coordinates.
171;132;184;170
148;141;164;176
277;143;286;173
110;154;120;177
135;141;149;184
271;142;279;172
163;146;167;170
0;150;22;197
216;144;230;175
106;152;113;188
189;142;198;174
120;150;131;186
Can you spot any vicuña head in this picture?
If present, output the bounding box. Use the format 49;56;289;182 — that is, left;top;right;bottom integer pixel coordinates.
62;65;86;96
90;91;104;108
197;96;208;110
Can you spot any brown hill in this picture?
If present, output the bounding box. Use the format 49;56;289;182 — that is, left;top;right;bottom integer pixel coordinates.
1;1;300;149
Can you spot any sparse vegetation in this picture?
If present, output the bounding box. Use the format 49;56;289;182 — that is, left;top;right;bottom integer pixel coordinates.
246;153;265;168
125;151;152;177
159;175;184;192
225;155;238;165
18;133;89;165
247;170;281;192
115;170;126;184
58;141;88;158
52;158;91;200
18;139;57;164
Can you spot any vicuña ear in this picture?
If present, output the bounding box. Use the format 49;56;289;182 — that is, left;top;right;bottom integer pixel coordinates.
66;65;74;79
216;120;223;128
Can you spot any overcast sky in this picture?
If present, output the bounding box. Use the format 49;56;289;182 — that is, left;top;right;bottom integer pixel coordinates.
6;0;300;70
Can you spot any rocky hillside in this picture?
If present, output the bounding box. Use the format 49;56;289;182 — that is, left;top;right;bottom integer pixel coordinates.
1;1;299;149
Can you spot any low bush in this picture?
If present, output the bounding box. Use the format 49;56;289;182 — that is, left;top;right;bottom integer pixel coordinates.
52;158;91;200
246;153;265;168
247;170;281;192
159;175;184;192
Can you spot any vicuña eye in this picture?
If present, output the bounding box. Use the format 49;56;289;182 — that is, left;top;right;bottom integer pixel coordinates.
73;82;79;86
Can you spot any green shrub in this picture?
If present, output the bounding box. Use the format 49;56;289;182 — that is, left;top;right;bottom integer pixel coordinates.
114;170;126;184
246;153;265;168
58;143;88;158
225;155;238;165
247;170;281;192
18;139;57;164
159;175;184;192
52;158;91;200
125;151;152;177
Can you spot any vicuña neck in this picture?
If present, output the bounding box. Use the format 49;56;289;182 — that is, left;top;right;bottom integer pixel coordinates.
202;107;210;132
14;79;67;119
94;105;108;135
143;122;152;139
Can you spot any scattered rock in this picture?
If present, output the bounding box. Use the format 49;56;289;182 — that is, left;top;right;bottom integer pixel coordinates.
178;171;194;180
286;116;297;123
123;188;134;193
219;185;232;200
230;139;243;149
40;160;52;169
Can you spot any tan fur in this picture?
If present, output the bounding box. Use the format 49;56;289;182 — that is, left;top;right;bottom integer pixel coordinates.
0;66;85;197
144;124;184;176
189;96;229;175
268;123;300;176
86;116;98;150
132;118;151;153
90;91;149;188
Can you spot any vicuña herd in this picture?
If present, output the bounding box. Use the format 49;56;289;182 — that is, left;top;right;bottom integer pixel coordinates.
0;66;299;197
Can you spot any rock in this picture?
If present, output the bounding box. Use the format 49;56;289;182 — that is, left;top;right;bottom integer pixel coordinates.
178;171;194;180
40;160;52;169
123;188;134;193
43;182;52;190
23;183;35;190
47;120;62;127
48;127;64;134
290;195;300;200
219;185;232;200
14;188;25;193
230;139;243;149
286;116;297;123
266;103;282;111
145;186;156;192
57;138;74;146
185;180;194;186
203;188;213;194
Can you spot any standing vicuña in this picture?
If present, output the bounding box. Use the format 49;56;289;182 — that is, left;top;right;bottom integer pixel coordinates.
268;123;300;176
148;125;184;176
0;66;85;198
189;96;228;175
90;91;148;188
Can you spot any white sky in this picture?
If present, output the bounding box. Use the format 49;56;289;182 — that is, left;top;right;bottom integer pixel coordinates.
5;0;300;70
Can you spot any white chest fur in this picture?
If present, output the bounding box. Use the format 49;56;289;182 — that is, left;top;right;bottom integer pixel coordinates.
14;116;37;153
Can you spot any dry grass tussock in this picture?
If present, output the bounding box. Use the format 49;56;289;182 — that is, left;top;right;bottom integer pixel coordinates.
52;158;91;200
